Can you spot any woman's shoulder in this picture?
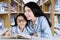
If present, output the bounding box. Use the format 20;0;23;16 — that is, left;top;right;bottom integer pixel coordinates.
38;16;47;21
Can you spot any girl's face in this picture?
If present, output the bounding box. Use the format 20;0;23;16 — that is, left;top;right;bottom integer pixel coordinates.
17;16;27;29
24;6;35;20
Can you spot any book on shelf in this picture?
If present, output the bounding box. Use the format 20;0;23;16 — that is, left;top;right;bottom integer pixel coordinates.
54;15;60;36
18;0;21;3
55;0;60;12
54;15;60;29
0;2;8;13
48;0;60;12
54;15;58;24
11;1;17;12
58;16;60;24
37;0;43;6
0;18;4;30
10;15;15;25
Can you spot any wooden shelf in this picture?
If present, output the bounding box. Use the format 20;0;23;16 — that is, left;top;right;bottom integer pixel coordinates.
11;11;18;13
44;12;51;14
0;12;9;14
44;12;60;15
39;4;43;6
43;0;51;4
13;0;18;4
18;11;23;13
54;12;60;15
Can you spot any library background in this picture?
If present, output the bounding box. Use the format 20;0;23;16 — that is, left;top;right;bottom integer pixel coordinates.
0;0;60;37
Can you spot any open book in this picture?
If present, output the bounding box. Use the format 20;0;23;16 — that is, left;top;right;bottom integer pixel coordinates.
0;28;31;39
1;32;31;39
13;33;31;39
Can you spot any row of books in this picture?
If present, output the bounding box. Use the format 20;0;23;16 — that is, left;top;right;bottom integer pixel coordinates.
49;0;60;12
0;1;18;13
0;18;4;30
0;14;15;30
0;2;8;13
11;1;17;12
10;14;15;26
54;15;60;29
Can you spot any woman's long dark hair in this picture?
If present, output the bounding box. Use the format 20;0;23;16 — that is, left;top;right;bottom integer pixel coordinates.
14;13;28;26
24;2;51;27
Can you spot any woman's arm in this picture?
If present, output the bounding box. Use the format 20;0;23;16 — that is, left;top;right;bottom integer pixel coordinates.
41;17;52;38
35;16;52;38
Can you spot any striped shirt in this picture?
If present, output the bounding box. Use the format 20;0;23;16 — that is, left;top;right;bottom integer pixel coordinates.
10;26;29;35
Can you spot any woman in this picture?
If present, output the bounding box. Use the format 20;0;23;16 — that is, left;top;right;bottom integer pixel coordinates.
24;2;52;38
5;13;29;36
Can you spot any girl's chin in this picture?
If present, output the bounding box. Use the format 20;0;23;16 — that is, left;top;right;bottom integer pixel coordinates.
27;18;31;20
27;16;30;19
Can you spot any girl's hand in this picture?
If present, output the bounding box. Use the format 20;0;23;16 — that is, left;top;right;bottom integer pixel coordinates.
5;30;12;36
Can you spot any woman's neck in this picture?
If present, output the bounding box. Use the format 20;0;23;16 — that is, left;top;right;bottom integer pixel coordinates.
31;17;37;25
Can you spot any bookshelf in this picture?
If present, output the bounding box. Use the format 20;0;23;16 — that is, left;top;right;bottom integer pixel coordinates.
0;0;23;28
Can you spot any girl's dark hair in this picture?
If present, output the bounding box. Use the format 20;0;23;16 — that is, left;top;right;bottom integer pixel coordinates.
14;13;28;26
24;2;51;27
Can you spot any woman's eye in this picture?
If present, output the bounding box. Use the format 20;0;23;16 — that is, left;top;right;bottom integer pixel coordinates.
24;10;31;14
28;10;31;12
24;10;26;13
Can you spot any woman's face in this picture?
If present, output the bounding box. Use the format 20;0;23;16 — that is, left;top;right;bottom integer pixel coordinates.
24;6;35;20
17;16;27;29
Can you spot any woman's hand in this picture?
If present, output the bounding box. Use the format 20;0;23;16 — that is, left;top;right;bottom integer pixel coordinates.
33;33;38;37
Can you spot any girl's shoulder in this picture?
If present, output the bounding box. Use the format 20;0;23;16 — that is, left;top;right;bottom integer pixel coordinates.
10;26;18;29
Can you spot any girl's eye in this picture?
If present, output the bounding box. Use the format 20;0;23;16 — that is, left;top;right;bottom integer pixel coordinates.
17;20;25;23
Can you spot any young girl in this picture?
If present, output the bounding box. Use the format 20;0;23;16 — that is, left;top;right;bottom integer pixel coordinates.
24;2;52;38
5;13;29;36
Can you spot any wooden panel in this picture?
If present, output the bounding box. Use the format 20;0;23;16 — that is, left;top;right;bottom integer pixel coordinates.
51;0;55;36
0;14;10;28
42;4;50;12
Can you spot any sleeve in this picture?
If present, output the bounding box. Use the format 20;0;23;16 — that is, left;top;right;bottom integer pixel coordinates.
10;26;17;35
37;16;52;38
41;17;52;38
